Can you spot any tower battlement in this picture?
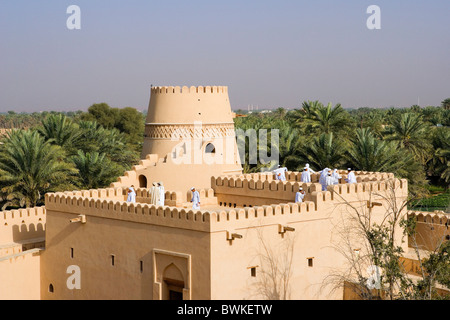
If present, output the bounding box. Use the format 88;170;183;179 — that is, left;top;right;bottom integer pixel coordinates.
150;86;229;95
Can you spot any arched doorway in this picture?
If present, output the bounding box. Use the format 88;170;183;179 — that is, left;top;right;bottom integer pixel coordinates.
162;263;185;300
139;175;147;188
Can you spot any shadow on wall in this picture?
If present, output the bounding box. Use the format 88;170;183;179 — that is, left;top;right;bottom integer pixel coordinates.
12;223;45;242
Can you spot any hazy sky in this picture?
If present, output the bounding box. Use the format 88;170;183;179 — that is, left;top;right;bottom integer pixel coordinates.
0;0;449;112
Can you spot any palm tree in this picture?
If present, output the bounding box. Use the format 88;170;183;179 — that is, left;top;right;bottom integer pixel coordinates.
0;130;77;208
421;106;444;126
347;128;395;172
275;125;304;170
289;100;354;139
384;112;432;165
297;132;346;171
431;128;450;185
347;128;429;197
71;151;123;190
361;111;385;138
441;98;450;110
269;107;285;118
38;114;81;154
75;120;139;169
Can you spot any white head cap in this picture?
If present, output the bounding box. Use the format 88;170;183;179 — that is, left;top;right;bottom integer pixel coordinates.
191;187;195;191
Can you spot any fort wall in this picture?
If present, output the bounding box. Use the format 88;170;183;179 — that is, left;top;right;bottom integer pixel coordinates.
0;207;45;300
211;174;408;208
44;172;409;236
0;207;46;245
407;211;450;252
0;248;42;300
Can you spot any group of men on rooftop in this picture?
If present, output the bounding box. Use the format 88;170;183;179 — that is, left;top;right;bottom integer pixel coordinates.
275;165;357;204
126;182;165;206
126;165;358;210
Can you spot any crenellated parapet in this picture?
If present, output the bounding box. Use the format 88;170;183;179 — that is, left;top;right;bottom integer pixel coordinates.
0;207;46;244
48;185;216;209
151;86;228;95
44;191;327;233
327;178;408;201
41;172;409;232
45;192;212;232
222;171;395;184
212;174;322;207
211;171;407;208
408;210;449;225
406;210;450;251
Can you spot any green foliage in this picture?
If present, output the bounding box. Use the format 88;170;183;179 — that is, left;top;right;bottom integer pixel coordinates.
347;128;399;172
37;114;81;155
74;120;139;169
0;130;77;208
442;98;450;111
288;100;355;138
0;108;142;209
423;241;450;291
384;112;433;165
410;191;450;210
80;103;145;152
235;100;448;198
296;132;346;171
431;127;450;184
81;103;120;129
116;107;145;147
71;151;124;190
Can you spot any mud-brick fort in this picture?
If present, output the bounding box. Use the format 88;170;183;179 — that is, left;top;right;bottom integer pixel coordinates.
0;86;448;300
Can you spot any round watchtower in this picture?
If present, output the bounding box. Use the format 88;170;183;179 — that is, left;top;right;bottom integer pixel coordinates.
139;85;243;189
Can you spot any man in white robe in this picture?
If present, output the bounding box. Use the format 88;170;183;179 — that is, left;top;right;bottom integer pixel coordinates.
332;169;341;185
191;187;201;210
301;167;311;183
346;168;357;184
325;172;334;190
280;167;288;181
319;168;330;191
305;163;316;174
273;168;280;180
157;182;165;207
150;182;159;205
273;166;288;181
127;186;136;203
295;187;306;203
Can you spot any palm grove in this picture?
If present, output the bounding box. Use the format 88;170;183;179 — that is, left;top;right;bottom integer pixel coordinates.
0;103;144;209
235;99;450;205
0;99;449;211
